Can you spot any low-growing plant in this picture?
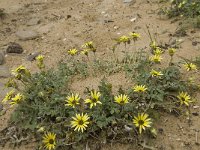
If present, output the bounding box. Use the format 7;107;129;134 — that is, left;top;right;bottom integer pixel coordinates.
160;0;200;28
1;32;199;149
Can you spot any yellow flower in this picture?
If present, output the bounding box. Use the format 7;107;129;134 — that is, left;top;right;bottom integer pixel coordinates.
154;47;163;55
183;63;197;71
133;113;152;134
36;55;44;62
177;92;192;106
82;41;96;53
65;93;80;108
85;90;102;109
114;94;129;105
168;48;176;56
149;55;162;63
81;49;89;56
133;85;147;92
68;49;78;56
82;41;93;48
10;93;24;106
2;90;15;103
118;36;130;44
71;113;90;132
11;65;31;79
42;132;56;150
13;65;26;74
150;69;163;77
129;32;140;41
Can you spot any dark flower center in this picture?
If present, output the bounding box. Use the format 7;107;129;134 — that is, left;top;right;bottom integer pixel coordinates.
91;98;97;103
78;119;84;125
120;100;125;104
72;100;77;105
138;120;144;125
181;97;185;101
49;139;54;144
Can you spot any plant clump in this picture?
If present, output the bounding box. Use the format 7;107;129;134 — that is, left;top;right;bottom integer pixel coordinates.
1;32;199;150
161;0;200;28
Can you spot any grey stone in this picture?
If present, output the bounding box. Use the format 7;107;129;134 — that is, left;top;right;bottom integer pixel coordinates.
123;0;136;5
27;52;41;61
123;0;133;3
16;30;39;40
6;42;24;54
0;52;4;65
27;18;40;26
0;66;10;78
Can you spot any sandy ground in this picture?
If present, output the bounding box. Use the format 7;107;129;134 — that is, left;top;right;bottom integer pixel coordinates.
1;0;200;149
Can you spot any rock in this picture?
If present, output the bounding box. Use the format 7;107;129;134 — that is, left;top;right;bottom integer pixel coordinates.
193;105;200;109
16;30;39;40
27;52;41;61
113;25;119;29
192;112;199;116
0;52;5;65
66;15;71;19
123;0;136;4
101;11;106;15
124;125;133;132
6;42;24;54
0;66;10;78
27;18;40;26
158;128;164;134
130;17;137;22
192;41;198;46
123;0;133;3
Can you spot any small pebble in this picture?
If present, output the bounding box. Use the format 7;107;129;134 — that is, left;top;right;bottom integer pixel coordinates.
193;105;199;109
130;17;137;22
113;26;119;29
